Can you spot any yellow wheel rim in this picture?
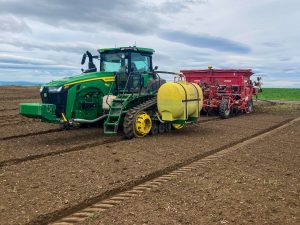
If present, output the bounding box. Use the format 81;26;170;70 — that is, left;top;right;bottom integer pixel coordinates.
134;111;152;137
172;123;184;129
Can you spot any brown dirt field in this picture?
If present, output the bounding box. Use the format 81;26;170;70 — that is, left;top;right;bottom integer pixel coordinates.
84;120;300;225
0;114;296;225
0;113;292;164
0;86;40;101
0;86;299;225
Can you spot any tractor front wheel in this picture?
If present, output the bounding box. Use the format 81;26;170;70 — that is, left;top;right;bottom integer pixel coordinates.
219;99;230;119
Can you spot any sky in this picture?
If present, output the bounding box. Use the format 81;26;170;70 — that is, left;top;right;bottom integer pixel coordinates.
0;0;299;87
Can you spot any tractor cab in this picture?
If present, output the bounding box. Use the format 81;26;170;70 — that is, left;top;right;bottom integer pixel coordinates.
98;47;162;94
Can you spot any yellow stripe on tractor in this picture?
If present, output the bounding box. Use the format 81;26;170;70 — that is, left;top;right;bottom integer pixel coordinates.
64;77;115;87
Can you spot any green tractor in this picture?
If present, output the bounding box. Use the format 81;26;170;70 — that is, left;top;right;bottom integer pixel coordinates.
19;46;203;138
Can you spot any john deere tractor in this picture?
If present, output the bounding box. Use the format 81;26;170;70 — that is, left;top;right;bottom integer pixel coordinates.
19;46;203;138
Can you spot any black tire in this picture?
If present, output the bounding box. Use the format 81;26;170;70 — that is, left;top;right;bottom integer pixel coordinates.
247;99;254;113
219;99;230;119
158;123;165;133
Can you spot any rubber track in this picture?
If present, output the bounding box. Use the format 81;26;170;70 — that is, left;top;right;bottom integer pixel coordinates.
123;97;157;139
23;117;298;225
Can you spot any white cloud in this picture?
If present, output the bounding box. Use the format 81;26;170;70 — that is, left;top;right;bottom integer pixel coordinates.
0;15;31;33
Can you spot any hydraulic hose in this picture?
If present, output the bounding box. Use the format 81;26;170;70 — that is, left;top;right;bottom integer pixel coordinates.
73;114;108;124
155;112;165;123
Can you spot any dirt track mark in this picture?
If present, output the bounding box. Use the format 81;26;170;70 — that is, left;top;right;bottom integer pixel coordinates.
22;117;297;225
0;119;33;128
0;136;123;168
0;114;19;119
0;128;61;141
0;117;225;167
0;107;18;112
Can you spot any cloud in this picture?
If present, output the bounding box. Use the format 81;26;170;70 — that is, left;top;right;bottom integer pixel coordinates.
156;0;208;13
0;15;31;33
0;54;54;65
0;63;76;70
0;37;96;54
261;42;280;48
0;0;207;35
0;0;160;34
0;54;76;72
158;30;251;54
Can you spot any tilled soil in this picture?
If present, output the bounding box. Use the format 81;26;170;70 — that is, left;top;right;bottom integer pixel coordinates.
0;113;290;164
0;86;39;101
85;120;300;225
0;114;296;225
0;87;299;225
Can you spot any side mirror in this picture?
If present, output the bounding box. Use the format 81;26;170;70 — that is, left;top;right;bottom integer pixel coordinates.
81;53;87;65
154;66;158;70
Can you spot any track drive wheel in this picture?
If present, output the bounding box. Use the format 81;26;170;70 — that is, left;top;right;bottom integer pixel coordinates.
123;110;152;138
219;99;230;119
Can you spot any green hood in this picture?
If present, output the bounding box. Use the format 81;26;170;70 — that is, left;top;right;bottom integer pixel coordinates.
43;71;115;87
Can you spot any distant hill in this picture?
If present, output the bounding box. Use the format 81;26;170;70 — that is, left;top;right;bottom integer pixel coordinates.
0;81;42;86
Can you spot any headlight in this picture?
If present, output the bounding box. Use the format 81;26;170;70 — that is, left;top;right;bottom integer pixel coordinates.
40;86;44;92
48;86;63;93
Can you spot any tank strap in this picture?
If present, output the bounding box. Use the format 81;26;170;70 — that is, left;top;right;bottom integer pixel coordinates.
177;83;188;120
190;83;200;117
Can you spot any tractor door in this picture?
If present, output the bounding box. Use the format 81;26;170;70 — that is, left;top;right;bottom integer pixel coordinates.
127;52;152;93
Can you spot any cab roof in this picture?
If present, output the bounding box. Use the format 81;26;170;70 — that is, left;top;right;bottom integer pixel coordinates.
98;46;154;54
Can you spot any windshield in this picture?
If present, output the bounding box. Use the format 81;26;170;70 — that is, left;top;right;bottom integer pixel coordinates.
100;52;151;73
100;53;127;72
131;53;151;72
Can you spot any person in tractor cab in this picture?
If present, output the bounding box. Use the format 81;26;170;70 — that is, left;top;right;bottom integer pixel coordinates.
131;62;138;72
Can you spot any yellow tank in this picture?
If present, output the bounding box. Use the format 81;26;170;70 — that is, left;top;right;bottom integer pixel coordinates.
157;81;203;121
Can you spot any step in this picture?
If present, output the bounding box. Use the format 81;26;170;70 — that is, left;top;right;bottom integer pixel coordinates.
111;106;122;110
107;114;120;119
105;122;118;126
104;131;117;134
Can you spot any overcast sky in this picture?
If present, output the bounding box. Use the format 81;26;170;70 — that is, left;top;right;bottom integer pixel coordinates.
0;0;299;87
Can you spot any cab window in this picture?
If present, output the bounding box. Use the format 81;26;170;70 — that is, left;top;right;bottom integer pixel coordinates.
131;53;151;72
